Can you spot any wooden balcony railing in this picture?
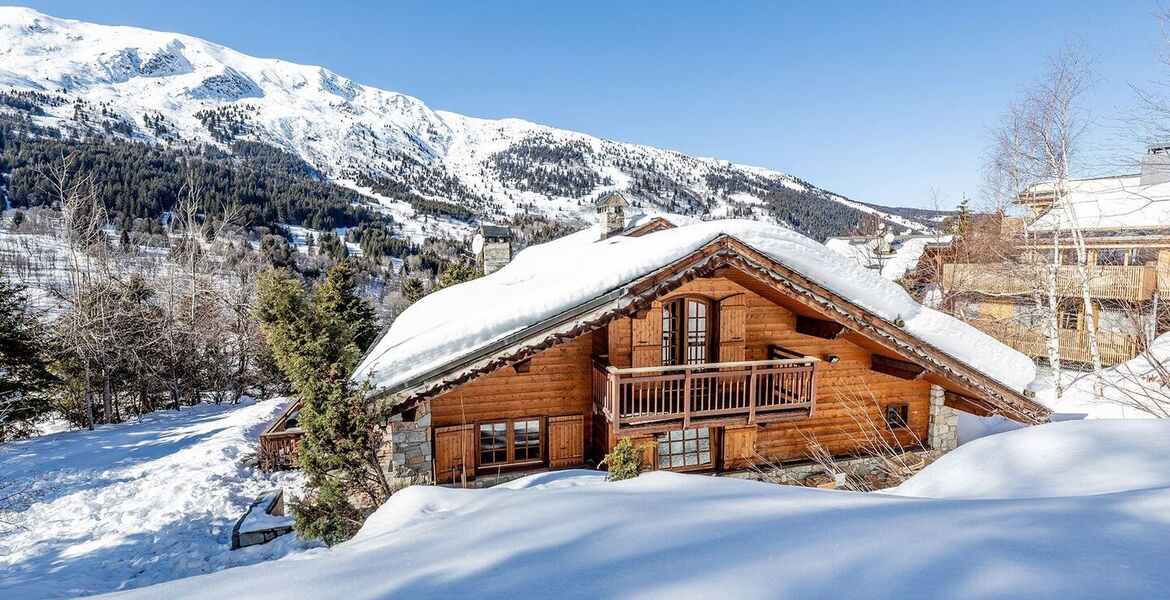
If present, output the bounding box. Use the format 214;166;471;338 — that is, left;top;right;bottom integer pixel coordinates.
967;318;1139;366
942;263;1158;301
592;357;819;433
259;401;303;471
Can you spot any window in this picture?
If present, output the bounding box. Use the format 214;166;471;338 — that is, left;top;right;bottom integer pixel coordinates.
479;422;508;465
885;404;910;429
513;419;541;461
479;418;543;467
656;427;712;470
661;298;712;366
1059;306;1080;330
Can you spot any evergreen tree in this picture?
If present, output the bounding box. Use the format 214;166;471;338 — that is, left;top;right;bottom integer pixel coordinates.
401;276;425;304
0;273;57;442
434;259;479;290
255;262;386;545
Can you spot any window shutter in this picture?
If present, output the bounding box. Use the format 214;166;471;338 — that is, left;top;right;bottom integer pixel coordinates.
631;300;663;368
548;414;585;468
718;294;747;362
722;426;757;470
433;424;475;485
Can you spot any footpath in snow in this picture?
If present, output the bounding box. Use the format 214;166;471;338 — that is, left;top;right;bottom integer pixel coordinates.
107;419;1170;600
0;399;312;599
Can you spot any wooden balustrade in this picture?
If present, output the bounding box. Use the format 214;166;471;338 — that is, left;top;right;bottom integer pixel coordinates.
592;357;819;433
967;318;1138;366
942;263;1157;301
259;400;303;470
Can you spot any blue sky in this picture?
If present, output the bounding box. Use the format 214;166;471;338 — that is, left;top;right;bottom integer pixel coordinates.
13;1;1170;208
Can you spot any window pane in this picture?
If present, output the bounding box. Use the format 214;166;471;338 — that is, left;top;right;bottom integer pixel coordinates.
480;422;507;465
513;419;540;461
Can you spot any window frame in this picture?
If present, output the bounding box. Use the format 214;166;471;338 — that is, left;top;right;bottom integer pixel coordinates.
661;296;716;366
655;427;715;471
476;417;545;470
885;403;910;430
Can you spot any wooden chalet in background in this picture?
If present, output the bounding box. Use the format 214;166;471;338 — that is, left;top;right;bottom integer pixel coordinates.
349;193;1049;487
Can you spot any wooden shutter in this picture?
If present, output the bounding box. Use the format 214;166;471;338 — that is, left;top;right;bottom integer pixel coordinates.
718;294;747;363
631;300;663;368
722;426;757;470
548;414;585;468
433;424;475;485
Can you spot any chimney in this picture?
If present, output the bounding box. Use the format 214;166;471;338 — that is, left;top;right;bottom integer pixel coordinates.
475;224;512;275
595;191;630;240
1141;143;1170;186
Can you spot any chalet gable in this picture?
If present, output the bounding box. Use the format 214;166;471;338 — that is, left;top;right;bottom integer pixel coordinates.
374;235;1050;424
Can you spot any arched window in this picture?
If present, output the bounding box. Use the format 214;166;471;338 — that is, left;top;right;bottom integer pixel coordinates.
661;297;713;366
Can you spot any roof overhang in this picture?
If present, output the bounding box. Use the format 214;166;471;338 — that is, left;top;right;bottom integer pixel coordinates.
371;235;1050;424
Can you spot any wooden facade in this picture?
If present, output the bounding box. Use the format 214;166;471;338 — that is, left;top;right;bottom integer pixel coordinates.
422;268;1012;484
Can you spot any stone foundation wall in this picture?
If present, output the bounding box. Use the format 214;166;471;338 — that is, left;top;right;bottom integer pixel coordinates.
380;403;434;488
927;384;958;453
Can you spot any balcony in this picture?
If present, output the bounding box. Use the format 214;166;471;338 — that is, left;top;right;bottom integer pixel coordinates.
942;263;1158;302
592;357;819;434
967;318;1139;366
259;401;303;470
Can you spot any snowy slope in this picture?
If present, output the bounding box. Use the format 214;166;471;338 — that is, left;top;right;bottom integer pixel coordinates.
0;7;930;236
0;399;313;599
105;419;1170;600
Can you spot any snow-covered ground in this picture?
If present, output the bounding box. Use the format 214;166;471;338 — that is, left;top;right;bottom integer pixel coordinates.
1031;332;1170;420
105;420;1170;600
0;399;312;599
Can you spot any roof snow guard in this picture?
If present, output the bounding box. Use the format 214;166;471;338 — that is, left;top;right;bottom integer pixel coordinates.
354;219;1050;424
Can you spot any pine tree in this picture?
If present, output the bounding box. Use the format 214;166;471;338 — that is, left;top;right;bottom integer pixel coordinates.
255;262;386;545
434;259;479;290
401;276;425;304
0;273;57;442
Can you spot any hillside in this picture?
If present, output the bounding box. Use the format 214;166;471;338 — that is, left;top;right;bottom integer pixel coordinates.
0;7;935;242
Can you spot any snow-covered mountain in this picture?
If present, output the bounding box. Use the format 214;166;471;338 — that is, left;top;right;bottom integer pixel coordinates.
0;7;935;237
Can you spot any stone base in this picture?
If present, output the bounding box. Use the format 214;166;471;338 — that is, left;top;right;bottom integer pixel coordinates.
231;489;294;550
720;449;941;490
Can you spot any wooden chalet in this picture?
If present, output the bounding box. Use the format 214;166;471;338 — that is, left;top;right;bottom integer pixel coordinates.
355;197;1049;487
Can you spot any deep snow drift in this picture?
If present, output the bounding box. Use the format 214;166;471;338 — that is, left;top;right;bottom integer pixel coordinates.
107;420;1170;600
0;399;311;599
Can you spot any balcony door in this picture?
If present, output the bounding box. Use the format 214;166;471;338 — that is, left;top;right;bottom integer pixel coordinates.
661;297;713;366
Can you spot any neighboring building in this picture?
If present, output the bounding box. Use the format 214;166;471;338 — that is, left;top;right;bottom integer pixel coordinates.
825;232;953;283
941;147;1170;366
354;208;1048;488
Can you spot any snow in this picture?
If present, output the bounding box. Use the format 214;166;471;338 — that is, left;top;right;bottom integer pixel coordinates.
1030;333;1170;419
0;8;932;233
890;419;1170;499
355;218;1036;395
824;234;951;281
107;419;1170;600
0;399;314;599
1026;175;1170;232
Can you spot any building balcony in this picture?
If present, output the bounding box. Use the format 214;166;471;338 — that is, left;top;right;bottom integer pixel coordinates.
942;263;1158;302
967;318;1139;366
592;357;820;434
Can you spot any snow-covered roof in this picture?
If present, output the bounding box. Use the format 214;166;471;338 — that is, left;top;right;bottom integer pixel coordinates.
355;218;1037;398
824;234;952;281
1026;175;1170;232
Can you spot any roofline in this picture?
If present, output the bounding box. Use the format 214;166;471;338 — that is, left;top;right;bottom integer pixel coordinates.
367;235;1049;423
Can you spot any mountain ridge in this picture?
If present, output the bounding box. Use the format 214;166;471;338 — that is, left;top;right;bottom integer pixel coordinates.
0;7;938;240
